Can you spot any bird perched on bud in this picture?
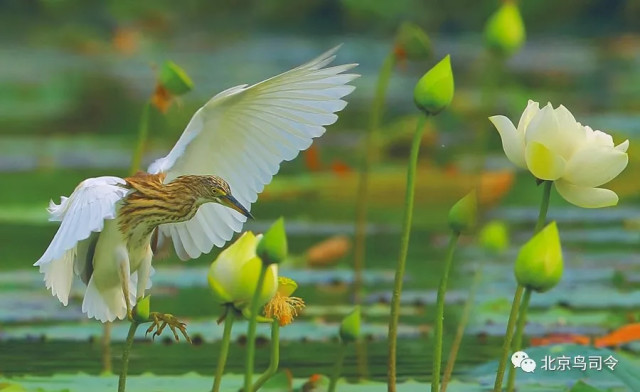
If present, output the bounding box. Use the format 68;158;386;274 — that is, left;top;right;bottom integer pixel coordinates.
35;47;358;324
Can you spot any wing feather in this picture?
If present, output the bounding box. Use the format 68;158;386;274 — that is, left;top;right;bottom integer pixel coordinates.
35;176;128;304
149;46;358;260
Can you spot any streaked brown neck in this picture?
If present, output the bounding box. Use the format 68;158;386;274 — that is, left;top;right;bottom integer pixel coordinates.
118;172;205;244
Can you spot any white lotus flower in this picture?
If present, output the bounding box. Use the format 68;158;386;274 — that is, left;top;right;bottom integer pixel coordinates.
490;100;629;208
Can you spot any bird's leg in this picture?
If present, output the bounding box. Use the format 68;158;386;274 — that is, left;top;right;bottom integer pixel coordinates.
136;250;152;302
116;247;133;321
145;312;192;343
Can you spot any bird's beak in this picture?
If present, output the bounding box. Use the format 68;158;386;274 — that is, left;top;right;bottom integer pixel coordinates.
220;194;254;219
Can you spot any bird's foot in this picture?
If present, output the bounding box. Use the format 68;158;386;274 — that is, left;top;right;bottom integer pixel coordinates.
145;312;192;343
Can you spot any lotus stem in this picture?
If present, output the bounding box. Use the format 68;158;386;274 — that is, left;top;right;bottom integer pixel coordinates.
329;342;348;392
129;101;151;175
388;114;428;391
118;320;140;392
212;306;235;392
252;319;280;391
441;266;482;392
493;179;552;391
244;265;268;392
431;232;460;392
505;287;532;391
353;51;396;304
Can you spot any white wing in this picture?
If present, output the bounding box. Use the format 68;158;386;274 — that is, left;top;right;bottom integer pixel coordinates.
148;46;358;260
35;176;129;305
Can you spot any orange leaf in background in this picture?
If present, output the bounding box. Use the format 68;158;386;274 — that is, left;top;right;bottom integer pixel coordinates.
151;84;172;113
306;235;352;267
112;27;140;55
304;144;322;172
530;333;590;347
477;170;514;206
595;323;640;347
331;160;351;176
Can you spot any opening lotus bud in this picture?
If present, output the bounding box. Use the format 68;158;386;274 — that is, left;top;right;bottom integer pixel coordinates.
448;190;477;234
264;277;305;327
257;217;288;265
413;55;454;115
514;222;563;293
159;61;194;95
208;232;278;311
484;2;526;57
394;22;432;61
339;306;361;344
479;220;509;254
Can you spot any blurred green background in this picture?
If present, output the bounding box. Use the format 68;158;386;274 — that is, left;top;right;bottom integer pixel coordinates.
1;1;640;390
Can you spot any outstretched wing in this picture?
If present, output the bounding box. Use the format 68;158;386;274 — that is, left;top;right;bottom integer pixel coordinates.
148;46;358;260
35;176;129;305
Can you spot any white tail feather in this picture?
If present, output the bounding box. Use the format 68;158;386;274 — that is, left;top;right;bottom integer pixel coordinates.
39;248;75;306
82;275;127;322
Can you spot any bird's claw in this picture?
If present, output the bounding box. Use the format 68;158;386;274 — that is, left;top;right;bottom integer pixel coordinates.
144;312;192;344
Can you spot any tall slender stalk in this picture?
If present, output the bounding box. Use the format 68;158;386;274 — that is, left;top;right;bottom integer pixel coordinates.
493;284;523;392
329;342;348;392
504;180;552;391
252;319;280;391
431;232;460;392
505;287;532;391
352;51;396;304
493;180;552;391
441;267;482;392
388;115;428;391
244;266;268;392
118;321;140;392
129;101;151;175
212;307;235;392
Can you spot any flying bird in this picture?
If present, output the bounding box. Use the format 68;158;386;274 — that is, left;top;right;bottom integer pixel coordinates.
35;46;358;323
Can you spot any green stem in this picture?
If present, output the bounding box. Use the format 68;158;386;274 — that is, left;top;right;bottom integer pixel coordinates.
431;232;460;392
129;101;151;175
118;320;140;392
535;181;552;234
212;307;235;392
244;266;268;392
493;179;552;391
505;287;532;392
492;285;524;392
252;319;280;391
329;342;348;392
352;51;396;305
441;266;482;392
387;114;428;392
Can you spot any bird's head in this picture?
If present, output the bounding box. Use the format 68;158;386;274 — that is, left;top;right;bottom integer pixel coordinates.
194;175;253;219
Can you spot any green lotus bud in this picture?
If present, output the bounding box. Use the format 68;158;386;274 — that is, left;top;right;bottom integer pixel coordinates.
395;22;432;61
484;2;526;57
413;55;454;115
339;306;361;344
448;190;477;234
479;220;509;253
159;61;193;95
257;217;288;265
514;222;563;293
133;295;151;322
